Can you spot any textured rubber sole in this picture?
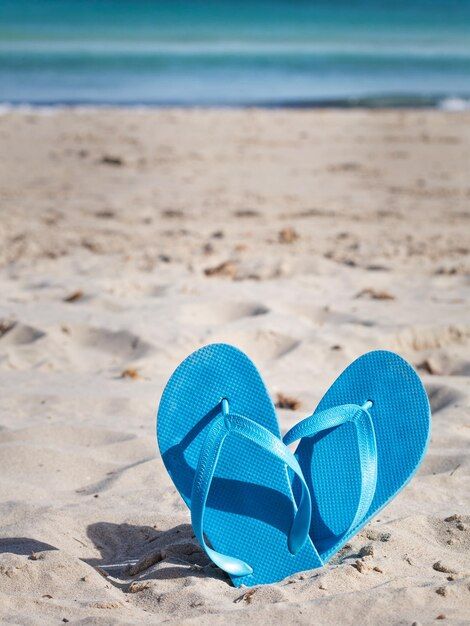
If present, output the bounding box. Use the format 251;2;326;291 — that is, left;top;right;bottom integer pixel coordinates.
157;343;323;586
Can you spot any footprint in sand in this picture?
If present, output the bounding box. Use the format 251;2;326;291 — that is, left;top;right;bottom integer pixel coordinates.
0;323;153;372
209;328;299;361
177;301;269;326
420;453;467;477
426;383;463;413
0;322;45;346
69;325;152;360
394;324;470;352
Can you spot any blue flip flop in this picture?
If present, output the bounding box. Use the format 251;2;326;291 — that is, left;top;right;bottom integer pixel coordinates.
157;343;323;587
283;350;431;562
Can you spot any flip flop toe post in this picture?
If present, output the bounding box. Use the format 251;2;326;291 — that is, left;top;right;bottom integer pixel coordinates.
157;343;323;586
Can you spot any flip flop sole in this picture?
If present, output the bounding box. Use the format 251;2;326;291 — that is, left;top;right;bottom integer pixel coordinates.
294;350;431;560
157;343;323;586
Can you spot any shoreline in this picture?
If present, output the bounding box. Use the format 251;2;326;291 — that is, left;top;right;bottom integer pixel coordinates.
1;94;470;111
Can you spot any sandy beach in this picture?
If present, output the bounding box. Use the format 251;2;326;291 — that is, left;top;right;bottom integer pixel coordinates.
0;108;469;624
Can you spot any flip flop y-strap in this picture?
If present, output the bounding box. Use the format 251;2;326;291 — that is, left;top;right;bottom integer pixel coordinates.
191;399;312;577
283;402;378;539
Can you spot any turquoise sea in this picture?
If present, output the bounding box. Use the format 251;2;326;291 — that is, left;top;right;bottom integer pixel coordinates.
1;0;470;107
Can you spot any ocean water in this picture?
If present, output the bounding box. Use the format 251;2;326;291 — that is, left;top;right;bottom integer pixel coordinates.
1;0;470;107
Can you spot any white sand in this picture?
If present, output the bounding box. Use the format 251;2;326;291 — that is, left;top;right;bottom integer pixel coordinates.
0;108;469;624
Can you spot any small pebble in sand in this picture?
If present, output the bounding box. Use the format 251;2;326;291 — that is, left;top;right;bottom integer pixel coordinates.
189;599;204;608
355;288;395;300
234;588;257;604
127;549;167;577
436;587;447;597
358;544;375;558
433;561;457;574
278;227;299;244
92;601;123;609
204;260;238;278
373;566;383;573
100;155;124;166
275;393;301;410
203;242;214;255
234;209;259;218
351;560;366;573
444;514;459;522
120;368;141;380
365;529;391;542
63;290;84;303
95;210;115;219
0;320;15;337
162;209;184;218
436;614;446;620
128;581;152;593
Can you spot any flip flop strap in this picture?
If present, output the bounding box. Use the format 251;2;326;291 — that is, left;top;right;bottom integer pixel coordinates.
191;408;312;577
283;403;377;538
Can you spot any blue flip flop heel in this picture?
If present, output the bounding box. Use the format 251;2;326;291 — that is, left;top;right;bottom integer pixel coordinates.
284;350;431;562
157;343;323;586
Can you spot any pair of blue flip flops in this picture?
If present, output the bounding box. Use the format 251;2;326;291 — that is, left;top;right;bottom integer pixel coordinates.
157;344;430;587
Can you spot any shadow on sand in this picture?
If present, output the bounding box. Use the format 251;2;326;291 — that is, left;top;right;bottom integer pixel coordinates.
85;521;227;584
